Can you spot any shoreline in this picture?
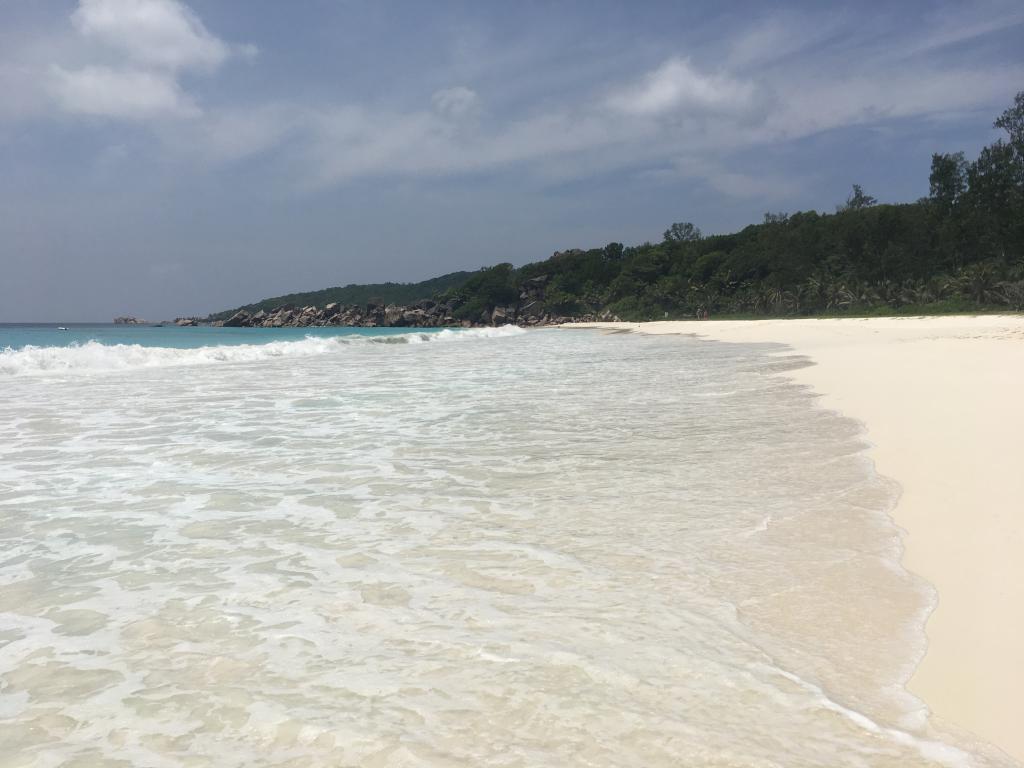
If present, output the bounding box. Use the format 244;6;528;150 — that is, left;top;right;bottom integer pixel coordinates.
567;315;1024;761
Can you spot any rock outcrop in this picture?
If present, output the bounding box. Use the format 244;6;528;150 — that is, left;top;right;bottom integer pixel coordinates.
206;274;621;329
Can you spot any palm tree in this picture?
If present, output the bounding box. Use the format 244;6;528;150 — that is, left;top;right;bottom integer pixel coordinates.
959;263;1002;304
927;275;952;302
801;276;828;312
876;279;900;307
900;279;933;306
997;280;1024;310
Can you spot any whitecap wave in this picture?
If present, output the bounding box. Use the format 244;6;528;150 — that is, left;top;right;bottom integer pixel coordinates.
0;325;527;376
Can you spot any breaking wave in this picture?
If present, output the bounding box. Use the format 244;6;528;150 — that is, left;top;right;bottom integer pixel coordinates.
0;325;527;376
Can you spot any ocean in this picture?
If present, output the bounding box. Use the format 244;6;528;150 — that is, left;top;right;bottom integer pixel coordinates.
0;325;1010;766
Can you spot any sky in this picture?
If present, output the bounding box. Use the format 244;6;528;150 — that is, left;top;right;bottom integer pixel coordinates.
0;0;1022;321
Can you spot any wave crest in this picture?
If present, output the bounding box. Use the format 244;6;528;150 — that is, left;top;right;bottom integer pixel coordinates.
0;326;527;376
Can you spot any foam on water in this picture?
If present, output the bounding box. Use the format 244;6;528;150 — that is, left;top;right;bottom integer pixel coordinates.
0;326;525;376
0;329;1014;767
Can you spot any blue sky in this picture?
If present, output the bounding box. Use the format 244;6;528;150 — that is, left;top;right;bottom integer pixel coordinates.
1;0;1021;321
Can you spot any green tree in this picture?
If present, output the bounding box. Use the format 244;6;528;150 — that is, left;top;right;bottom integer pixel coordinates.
839;184;877;211
603;242;625;261
965;141;1020;260
450;263;519;320
994;90;1024;157
929;152;967;211
663;222;702;242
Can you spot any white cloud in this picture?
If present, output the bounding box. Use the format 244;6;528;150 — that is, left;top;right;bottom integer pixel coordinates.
70;0;244;72
282;103;634;189
653;157;802;200
895;4;1024;60
432;86;480;120
51;64;199;118
606;57;756;116
149;103;301;165
197;48;1016;192
764;66;1024;140
300;107;455;186
723;13;845;71
3;2;1018;197
146;39;1021;196
41;0;254;120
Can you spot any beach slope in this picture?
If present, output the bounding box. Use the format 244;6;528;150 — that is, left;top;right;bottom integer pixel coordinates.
570;315;1024;760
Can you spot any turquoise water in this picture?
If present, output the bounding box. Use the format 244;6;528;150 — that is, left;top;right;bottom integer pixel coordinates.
0;323;436;351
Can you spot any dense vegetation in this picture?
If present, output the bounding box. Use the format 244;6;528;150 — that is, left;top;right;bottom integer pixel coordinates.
213;94;1024;322
441;93;1024;321
208;271;474;321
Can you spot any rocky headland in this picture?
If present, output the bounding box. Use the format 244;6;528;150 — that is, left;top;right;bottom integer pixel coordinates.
212;274;619;329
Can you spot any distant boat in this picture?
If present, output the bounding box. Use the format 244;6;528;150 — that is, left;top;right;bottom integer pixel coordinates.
57;327;68;331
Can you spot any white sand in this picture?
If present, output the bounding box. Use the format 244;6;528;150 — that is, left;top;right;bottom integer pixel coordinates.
569;316;1024;760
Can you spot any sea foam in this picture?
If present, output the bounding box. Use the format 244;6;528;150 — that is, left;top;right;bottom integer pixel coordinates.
0;325;526;376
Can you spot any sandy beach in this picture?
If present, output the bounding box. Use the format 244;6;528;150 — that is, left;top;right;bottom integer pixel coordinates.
571;315;1024;761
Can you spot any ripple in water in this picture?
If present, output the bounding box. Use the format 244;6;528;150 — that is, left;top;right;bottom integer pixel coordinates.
0;329;1011;766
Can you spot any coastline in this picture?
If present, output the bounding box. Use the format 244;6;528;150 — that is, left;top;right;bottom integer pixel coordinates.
567;315;1024;761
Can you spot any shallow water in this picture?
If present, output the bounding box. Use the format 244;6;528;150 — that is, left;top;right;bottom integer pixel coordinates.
0;328;1011;766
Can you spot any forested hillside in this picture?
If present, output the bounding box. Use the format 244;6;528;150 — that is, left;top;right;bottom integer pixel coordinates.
212;93;1023;324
